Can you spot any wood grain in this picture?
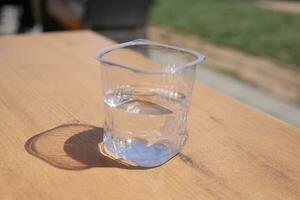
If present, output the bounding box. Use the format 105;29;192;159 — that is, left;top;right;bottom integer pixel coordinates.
0;31;299;200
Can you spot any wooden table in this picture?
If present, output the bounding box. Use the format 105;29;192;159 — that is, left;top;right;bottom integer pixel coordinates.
0;31;300;200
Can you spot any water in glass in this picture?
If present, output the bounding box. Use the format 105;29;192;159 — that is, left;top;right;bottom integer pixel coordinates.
103;85;189;167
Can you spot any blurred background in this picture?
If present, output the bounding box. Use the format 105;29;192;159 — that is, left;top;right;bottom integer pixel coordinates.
0;0;299;127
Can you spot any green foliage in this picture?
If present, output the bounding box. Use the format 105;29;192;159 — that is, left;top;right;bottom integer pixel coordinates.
150;0;300;68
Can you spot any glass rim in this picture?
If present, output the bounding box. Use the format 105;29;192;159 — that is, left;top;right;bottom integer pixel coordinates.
95;39;205;74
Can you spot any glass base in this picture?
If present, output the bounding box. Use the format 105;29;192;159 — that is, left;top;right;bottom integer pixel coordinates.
102;131;178;168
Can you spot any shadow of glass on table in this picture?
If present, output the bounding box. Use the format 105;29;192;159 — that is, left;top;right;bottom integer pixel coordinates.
25;122;142;170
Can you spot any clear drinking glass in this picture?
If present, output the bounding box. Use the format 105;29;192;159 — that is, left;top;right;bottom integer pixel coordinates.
96;39;205;167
